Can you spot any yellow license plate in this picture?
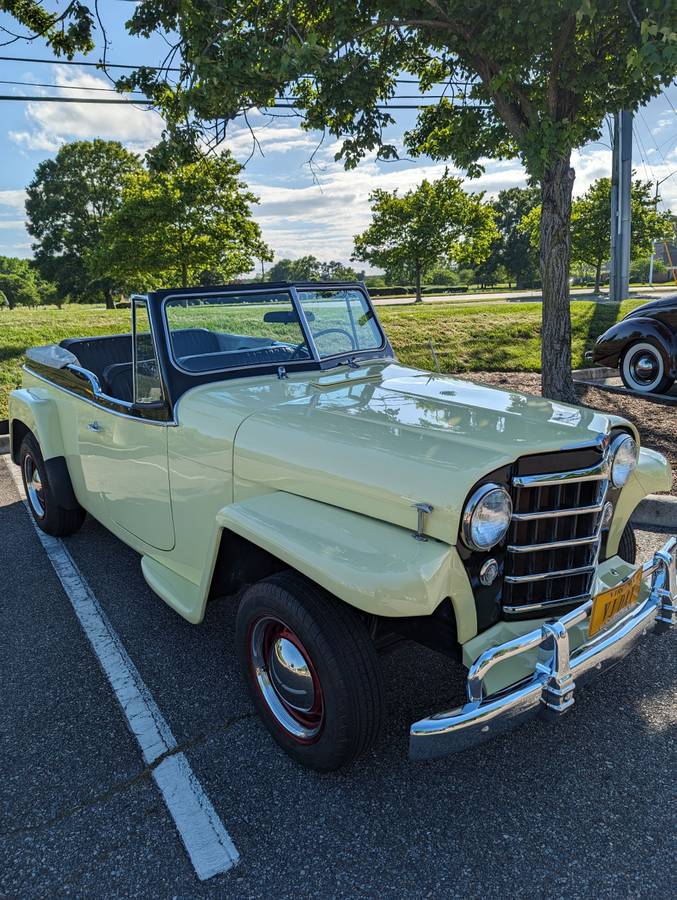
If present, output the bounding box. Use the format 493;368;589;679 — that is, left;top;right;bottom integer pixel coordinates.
589;567;643;637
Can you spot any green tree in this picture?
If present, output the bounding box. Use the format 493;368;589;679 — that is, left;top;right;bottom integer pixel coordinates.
353;172;497;302
493;187;541;288
521;177;674;293
5;2;677;398
267;256;323;282
0;273;39;309
25;139;142;307
93;150;271;289
0;256;55;308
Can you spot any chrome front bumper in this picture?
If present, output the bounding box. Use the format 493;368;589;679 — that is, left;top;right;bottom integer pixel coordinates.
410;537;677;760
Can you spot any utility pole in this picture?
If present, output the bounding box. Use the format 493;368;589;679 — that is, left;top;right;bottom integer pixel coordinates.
609;110;633;302
648;170;677;286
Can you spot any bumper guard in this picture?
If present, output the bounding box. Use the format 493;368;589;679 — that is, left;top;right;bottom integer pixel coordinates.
410;536;677;760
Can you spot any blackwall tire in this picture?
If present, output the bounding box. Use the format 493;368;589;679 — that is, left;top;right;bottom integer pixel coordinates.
19;434;85;537
235;571;384;771
620;341;674;395
617;523;637;565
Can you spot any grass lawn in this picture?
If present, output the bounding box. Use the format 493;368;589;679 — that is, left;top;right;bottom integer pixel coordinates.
0;299;644;419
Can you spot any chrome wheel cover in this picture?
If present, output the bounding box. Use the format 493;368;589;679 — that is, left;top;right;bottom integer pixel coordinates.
623;343;664;392
250;617;324;741
23;454;45;518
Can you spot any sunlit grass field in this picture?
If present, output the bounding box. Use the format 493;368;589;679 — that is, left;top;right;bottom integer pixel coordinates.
0;298;644;418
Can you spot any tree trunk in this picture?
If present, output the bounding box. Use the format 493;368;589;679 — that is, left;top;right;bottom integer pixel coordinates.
539;154;578;403
181;260;188;288
594;260;602;295
104;287;115;310
414;266;422;302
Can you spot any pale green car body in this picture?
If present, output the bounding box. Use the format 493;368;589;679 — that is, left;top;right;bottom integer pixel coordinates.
9;353;671;691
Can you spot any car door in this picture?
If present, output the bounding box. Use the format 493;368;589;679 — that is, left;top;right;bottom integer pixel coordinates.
77;298;175;551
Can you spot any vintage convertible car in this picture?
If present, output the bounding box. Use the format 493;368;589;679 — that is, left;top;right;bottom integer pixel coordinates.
586;294;677;394
9;282;677;770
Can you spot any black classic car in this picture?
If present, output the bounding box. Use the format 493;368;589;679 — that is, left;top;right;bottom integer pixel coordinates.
587;294;677;394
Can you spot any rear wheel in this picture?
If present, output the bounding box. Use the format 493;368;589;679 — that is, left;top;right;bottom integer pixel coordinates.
620;341;674;394
235;571;384;771
19;434;85;537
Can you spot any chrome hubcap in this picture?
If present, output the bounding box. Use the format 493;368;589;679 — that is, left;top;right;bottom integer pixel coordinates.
250;617;323;741
630;351;659;385
23;455;45;517
268;637;315;712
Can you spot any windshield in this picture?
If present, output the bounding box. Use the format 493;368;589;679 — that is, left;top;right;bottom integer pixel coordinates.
164;291;311;373
296;288;384;360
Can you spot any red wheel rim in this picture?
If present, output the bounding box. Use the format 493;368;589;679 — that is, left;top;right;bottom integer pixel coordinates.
249;616;324;743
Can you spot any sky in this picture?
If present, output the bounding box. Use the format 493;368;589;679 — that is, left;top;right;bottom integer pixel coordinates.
0;4;676;272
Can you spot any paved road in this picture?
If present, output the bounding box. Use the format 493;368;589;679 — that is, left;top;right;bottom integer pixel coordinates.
372;284;677;307
1;457;675;899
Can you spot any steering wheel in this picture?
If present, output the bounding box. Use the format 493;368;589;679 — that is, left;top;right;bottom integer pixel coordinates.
312;327;358;352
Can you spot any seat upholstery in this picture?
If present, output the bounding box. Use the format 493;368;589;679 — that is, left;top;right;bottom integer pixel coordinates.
60;334;132;380
101;362;134;402
170;328;221;358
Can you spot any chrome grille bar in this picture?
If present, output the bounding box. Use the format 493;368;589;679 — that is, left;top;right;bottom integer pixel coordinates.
512;501;605;522
505;564;596;584
503;443;611;616
502;594;590;615
507;534;599;554
512;458;609;488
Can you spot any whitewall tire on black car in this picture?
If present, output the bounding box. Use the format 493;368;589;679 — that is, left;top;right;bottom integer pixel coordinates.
620;341;674;395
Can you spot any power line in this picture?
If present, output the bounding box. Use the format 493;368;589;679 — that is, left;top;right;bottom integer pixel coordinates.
0;77;146;94
0;94;487;111
0;77;469;102
0;53;472;87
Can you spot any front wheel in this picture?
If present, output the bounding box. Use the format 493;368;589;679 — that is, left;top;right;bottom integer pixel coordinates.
235;572;384;771
620;341;674;395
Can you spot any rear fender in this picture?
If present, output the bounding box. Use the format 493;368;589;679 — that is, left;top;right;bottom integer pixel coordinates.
592;317;676;374
215;491;478;642
9;388;65;464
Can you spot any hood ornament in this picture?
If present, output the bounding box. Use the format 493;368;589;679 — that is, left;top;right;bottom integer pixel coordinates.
412;502;434;541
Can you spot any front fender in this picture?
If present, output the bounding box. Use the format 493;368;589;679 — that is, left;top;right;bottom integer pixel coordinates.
216;491;478;641
9;387;65;463
607;447;672;557
592;317;676;374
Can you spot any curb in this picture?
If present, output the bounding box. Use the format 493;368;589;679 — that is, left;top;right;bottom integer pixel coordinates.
631;494;677;530
572;368;677;406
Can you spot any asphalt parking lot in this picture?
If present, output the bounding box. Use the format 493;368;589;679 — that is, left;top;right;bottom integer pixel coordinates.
1;456;675;899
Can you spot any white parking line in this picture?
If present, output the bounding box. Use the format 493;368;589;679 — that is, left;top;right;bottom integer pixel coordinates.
7;460;239;881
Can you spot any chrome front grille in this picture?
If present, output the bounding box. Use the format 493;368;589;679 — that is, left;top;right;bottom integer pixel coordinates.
503;452;610;616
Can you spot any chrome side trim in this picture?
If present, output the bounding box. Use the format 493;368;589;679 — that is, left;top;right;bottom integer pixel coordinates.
504;564;596;584
507;534;599;554
22;365;178;427
511;502;605;521
410;537;677;759
512;457;609;487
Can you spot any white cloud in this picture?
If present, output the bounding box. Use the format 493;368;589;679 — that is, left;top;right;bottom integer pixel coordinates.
10;65;165;154
0;190;27;211
0;220;26;230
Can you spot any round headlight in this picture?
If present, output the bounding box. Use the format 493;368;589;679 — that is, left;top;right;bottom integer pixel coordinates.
610;434;638;488
462;484;513;552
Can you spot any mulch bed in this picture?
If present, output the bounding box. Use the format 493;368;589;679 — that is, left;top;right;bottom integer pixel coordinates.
468;371;676;496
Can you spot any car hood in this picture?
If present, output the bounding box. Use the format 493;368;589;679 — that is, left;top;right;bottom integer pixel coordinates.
233;364;621;542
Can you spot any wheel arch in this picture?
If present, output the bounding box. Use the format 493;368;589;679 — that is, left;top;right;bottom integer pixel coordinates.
593;317;676;373
210;491;477;641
